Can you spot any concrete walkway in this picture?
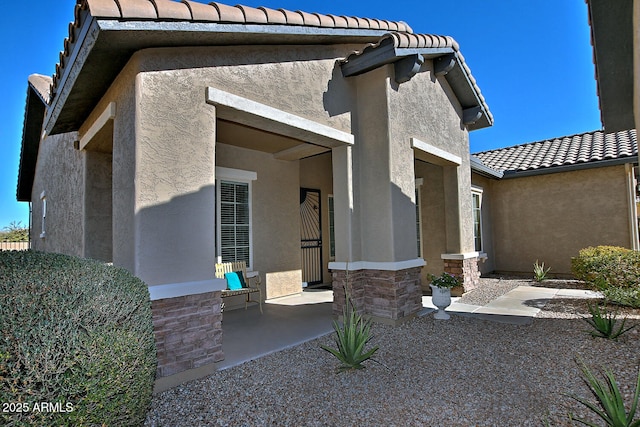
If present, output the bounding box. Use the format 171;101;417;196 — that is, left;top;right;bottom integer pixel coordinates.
423;285;601;325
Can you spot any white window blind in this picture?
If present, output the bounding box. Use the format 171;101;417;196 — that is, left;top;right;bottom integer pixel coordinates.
219;181;250;266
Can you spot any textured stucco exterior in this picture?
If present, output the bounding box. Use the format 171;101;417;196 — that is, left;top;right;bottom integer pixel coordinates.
30;132;84;256
486;165;633;275
470;173;496;275
24;36;488;313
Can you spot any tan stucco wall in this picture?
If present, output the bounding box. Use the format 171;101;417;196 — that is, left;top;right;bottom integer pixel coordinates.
216;143;301;301
300;152;334;285
470;173;496;275
387;60;475;257
30;132;84;256
414;160;446;284
490;166;632;275
78;55;139;273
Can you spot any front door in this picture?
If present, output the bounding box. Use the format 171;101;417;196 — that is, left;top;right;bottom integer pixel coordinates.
300;188;323;285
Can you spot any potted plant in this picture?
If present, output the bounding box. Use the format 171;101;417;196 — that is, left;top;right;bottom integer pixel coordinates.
428;272;461;320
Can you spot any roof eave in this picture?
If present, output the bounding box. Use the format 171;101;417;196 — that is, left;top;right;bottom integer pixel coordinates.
501;156;637;179
17;83;48;202
470;156;503;179
586;0;635;133
340;43;493;131
44;17;398;136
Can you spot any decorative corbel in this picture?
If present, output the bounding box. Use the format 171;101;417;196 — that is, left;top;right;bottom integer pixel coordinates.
434;54;456;76
394;53;425;84
463;106;483;125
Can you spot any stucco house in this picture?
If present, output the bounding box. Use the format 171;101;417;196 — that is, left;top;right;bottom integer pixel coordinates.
470;129;638;277
17;0;494;377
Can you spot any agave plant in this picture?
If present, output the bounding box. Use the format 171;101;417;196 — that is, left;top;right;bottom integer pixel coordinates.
321;298;379;372
533;259;551;282
569;359;640;427
583;302;636;340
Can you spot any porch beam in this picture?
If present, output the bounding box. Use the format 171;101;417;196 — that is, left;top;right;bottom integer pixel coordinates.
411;137;461;166
206;87;354;148
273;143;329;161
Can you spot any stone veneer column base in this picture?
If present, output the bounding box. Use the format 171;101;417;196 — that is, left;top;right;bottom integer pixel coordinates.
331;266;423;325
151;291;224;378
442;255;481;292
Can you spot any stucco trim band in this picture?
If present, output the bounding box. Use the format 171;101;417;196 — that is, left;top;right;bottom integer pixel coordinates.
441;252;481;260
79;101;116;150
411;137;462;166
206;87;354;148
148;279;227;301
328;258;426;271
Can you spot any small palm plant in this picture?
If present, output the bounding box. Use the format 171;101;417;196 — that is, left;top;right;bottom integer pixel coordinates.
321;265;379;373
583;302;636;340
533;260;551;282
568;359;640;427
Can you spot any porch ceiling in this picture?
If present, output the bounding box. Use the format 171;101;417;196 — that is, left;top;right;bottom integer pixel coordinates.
217;120;331;160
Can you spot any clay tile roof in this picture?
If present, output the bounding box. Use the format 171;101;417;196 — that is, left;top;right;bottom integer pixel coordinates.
210;3;245;22
28;74;53;104
152;0;191;19
50;1;414;104
257;6;286;24
473;129;638;173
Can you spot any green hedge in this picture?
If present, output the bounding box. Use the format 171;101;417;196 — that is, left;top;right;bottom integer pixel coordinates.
571;246;640;308
0;251;156;426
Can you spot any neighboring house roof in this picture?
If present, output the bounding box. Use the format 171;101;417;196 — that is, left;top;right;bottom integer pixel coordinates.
473;129;638;179
340;32;493;130
585;0;635;133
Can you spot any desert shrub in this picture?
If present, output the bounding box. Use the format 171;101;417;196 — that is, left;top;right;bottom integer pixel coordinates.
571;246;640;289
0;251;156;426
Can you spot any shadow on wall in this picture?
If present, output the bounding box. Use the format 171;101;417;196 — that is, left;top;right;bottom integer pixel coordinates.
135;185;216;286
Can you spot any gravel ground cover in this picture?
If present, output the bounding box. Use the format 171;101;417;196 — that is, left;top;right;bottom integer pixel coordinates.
146;278;640;427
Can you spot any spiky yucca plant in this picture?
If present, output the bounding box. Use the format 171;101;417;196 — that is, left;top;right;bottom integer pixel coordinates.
569;359;640;427
321;298;379;372
583;302;636;340
321;265;379;372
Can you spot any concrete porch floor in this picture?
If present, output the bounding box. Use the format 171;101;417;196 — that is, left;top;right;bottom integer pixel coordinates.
154;285;601;393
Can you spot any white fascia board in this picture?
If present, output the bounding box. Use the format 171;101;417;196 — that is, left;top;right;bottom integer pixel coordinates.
328;258;426;271
148;279;227;301
411;138;462;166
79;102;116;150
206;87;353;148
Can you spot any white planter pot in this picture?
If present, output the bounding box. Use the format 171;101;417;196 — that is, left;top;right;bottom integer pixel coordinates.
430;285;452;320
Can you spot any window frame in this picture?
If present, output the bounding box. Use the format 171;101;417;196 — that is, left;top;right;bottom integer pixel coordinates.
215;167;257;269
39;191;46;239
471;185;483;253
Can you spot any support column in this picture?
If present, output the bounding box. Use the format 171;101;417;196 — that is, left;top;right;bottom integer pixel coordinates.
441;253;481;292
330;261;424;325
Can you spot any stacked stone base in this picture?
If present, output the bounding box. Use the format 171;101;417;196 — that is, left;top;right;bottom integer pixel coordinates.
443;257;481;292
331;267;422;325
151;291;224;378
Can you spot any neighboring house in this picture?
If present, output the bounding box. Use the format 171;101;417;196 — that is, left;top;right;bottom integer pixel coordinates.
470;129;639;276
585;0;639;134
16;1;493;377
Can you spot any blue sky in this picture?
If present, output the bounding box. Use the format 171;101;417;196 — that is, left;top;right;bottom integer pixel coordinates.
0;0;601;230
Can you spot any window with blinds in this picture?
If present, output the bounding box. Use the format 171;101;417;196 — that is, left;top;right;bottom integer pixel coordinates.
219;181;250;266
